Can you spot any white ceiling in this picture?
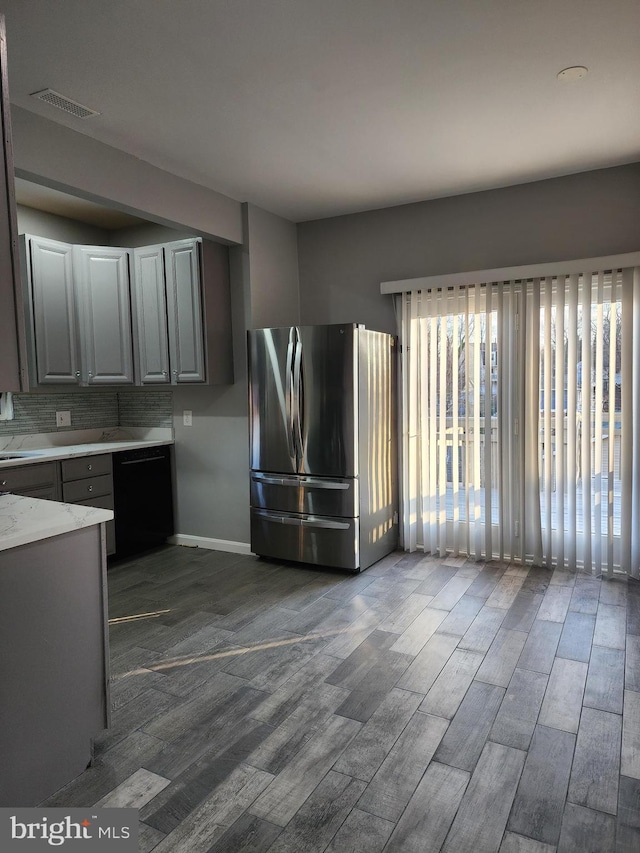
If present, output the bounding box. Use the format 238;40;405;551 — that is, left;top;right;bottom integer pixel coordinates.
4;0;640;222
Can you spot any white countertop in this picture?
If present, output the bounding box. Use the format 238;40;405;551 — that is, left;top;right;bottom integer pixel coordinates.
0;427;174;468
0;493;113;552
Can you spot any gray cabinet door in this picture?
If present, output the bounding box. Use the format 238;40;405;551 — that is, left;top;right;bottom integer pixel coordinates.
74;246;134;385
27;236;80;385
0;17;27;392
165;239;206;383
131;245;170;384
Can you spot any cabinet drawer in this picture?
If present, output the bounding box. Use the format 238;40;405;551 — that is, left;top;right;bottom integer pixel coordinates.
63;474;112;503
0;463;58;492
61;454;112;481
16;485;59;501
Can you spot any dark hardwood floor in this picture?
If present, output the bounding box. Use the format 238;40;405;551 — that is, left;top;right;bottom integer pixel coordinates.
42;545;640;853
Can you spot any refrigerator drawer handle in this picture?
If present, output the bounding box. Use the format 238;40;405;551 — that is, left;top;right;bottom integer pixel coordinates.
257;511;300;526
300;518;351;530
255;511;350;530
252;474;350;490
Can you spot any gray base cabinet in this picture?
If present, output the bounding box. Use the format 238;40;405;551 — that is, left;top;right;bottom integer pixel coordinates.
61;454;116;556
0;462;60;501
0;524;110;806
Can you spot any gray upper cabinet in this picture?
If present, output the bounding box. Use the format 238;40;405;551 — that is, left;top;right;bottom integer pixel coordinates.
131;245;170;384
23;236;80;385
0;17;28;392
21;233;233;388
131;238;233;386
165;239;206;383
74;246;134;385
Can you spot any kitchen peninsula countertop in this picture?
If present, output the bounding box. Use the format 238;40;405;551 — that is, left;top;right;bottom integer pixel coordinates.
0;492;113;551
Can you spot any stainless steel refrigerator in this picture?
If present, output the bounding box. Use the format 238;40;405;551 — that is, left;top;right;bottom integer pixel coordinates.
248;324;397;571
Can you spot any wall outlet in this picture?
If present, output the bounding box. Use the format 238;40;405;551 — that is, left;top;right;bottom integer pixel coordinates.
55;410;71;428
183;410;193;427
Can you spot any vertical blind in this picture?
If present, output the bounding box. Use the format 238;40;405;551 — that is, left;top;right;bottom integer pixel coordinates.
400;264;640;578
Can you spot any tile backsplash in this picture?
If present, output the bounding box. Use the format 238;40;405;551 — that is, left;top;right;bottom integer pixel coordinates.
117;390;173;428
0;389;173;436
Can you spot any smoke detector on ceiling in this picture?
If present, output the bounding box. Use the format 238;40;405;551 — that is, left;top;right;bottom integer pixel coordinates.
30;89;100;119
556;66;588;83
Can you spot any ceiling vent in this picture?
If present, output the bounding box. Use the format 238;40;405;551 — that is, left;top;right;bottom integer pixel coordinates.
30;89;100;119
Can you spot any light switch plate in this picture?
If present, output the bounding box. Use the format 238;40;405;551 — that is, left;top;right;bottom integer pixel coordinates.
56;410;71;427
183;410;193;427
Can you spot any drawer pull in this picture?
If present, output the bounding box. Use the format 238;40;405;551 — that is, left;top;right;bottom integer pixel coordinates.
87;485;93;492
1;480;6;487
87;464;93;471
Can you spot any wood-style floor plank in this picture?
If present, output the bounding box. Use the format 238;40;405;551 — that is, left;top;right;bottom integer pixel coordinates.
517;620;563;674
324;808;394;853
419;649;484;719
490;668;548;751
538;658;588;734
616;774;640;853
593;603;627;650
333;687;423;781
555;611;596;663
356;711;449;821
384;761;469;853
536;586;573;623
433;680;505;771
436;594;485;637
583;644;625;714
249;713;361;826
499;832;556;853
556;802;616;853
457;606;506;654
396;632;460;694
508;725;576;845
475;628;528;688
442;741;526;853
567;706;621;815
265;771;366;853
625;634;640;691
621;689;640;780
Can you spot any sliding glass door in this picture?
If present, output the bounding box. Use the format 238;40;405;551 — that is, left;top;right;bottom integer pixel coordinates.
400;265;640;577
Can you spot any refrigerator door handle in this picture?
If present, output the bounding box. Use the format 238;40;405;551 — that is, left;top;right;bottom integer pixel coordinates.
292;328;304;466
255;509;350;530
285;328;296;463
251;473;350;490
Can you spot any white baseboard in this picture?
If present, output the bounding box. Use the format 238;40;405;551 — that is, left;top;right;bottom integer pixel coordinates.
167;533;253;556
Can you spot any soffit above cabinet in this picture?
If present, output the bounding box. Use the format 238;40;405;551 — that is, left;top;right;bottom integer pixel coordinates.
14;178;146;230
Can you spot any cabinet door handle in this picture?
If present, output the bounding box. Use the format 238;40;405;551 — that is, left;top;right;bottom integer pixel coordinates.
75;371;81;378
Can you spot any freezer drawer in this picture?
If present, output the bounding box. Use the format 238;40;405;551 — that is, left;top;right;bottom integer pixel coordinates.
251;508;359;571
250;471;358;517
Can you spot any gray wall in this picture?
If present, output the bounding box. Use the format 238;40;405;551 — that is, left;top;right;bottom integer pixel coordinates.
109;222;195;247
11;110;298;546
297;163;640;334
12;107;243;245
245;204;300;328
17;204;109;244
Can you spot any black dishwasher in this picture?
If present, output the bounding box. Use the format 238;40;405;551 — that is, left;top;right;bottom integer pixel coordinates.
112;445;174;557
